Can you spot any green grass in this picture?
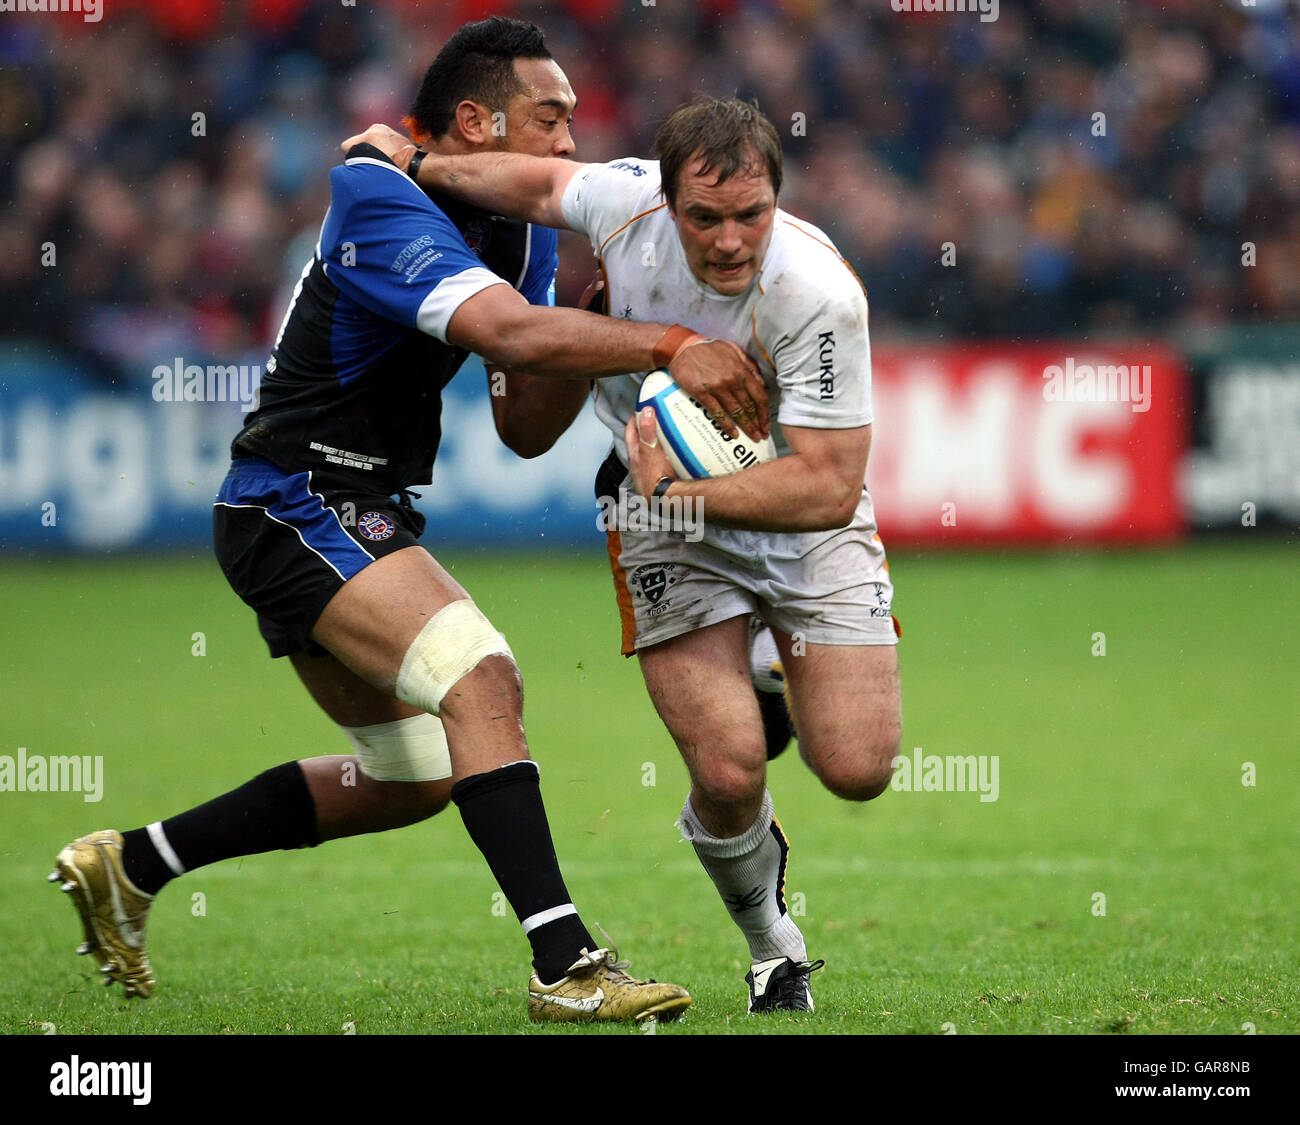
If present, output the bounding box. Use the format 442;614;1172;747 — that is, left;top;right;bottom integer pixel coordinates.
1;543;1296;1035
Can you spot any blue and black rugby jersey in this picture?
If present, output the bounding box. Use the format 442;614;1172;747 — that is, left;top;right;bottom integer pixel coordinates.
233;143;558;494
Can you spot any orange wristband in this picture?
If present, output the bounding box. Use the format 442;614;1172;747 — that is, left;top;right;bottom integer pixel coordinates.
652;325;703;369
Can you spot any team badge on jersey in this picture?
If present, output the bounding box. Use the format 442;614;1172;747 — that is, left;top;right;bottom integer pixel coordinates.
358;511;396;541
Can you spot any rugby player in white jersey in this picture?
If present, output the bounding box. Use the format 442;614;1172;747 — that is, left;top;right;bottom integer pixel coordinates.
348;97;901;1012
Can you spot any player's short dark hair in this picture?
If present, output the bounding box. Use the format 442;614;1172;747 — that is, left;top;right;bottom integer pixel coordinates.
407;16;552;138
654;97;783;210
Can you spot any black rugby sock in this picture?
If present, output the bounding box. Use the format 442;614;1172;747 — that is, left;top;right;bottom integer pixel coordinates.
121;761;320;896
452;760;594;983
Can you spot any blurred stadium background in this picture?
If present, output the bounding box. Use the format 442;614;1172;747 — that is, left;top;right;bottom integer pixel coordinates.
2;0;1297;1038
3;0;1299;549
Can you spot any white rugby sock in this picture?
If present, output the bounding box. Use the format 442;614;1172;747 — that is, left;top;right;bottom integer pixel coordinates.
677;791;807;963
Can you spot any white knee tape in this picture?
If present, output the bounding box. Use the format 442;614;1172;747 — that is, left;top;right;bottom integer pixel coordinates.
393;599;515;716
341;713;452;782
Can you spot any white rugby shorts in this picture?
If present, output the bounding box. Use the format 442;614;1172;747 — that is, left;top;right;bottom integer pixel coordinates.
597;455;900;654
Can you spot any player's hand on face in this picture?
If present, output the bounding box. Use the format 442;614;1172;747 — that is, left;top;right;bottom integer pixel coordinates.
341;123;416;170
625;409;676;499
667;339;769;442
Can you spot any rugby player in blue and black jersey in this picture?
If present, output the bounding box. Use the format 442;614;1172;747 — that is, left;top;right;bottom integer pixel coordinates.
51;17;766;1024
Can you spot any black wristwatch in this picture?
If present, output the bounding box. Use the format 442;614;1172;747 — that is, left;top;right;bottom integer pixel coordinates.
652;476;674;499
407;148;426;182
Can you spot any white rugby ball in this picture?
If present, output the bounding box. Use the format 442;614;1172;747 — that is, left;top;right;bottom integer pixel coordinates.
636;369;777;479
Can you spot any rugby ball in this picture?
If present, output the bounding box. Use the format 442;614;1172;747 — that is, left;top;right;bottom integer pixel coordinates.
636;369;777;479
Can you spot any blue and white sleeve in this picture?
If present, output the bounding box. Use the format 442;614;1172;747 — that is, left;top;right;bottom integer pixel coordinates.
321;151;511;341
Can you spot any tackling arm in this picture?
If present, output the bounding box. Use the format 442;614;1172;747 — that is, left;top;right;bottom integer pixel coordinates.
421;151;578;231
337;126;770;437
446;281;766;441
341;124;579;229
447;282;661;375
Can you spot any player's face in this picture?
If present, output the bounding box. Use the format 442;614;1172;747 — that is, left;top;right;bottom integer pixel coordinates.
499;58;577;158
670;154;776;297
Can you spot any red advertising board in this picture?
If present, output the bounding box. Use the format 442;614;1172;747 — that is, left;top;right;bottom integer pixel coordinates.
868;343;1187;544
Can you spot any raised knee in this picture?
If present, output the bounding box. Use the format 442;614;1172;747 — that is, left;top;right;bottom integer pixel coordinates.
812;736;899;802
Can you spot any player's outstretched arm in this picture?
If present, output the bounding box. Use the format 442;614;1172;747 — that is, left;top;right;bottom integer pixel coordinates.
336;129;769;438
448;284;766;438
625;409;870;532
342;123;579;230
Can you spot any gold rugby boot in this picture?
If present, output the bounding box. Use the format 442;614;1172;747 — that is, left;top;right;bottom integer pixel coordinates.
51;829;155;999
528;946;690;1023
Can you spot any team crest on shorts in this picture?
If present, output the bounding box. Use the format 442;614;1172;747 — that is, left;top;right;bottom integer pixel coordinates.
631;563;678;607
358;511;396;541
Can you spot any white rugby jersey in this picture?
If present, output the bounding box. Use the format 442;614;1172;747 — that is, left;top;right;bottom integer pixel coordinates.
561;157;872;466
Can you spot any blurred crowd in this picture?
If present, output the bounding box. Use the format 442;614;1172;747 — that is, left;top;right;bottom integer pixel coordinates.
3;0;1299;375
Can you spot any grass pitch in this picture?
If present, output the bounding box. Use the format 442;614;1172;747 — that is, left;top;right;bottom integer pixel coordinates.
1;543;1296;1036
